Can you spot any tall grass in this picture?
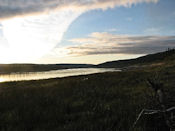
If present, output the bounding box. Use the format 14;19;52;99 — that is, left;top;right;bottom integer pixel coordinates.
0;68;174;130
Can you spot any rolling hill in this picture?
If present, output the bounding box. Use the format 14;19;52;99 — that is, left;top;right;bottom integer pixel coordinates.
97;49;175;69
0;49;175;74
0;64;93;74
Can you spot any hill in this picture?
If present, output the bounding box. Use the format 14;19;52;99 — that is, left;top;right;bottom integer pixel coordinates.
97;49;175;69
1;49;175;74
0;64;93;74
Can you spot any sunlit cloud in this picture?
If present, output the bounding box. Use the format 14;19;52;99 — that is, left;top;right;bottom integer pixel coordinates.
0;0;159;63
60;32;175;56
0;10;81;63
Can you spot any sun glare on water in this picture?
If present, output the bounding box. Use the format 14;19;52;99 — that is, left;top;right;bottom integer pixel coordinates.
0;9;81;63
0;78;5;83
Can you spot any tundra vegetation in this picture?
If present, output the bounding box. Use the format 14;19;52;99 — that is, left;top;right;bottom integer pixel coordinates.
0;49;175;131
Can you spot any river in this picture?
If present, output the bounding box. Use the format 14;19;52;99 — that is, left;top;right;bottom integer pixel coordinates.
0;68;120;83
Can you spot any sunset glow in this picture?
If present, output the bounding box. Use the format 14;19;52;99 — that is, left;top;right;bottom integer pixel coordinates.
0;0;175;64
0;77;5;82
0;9;80;63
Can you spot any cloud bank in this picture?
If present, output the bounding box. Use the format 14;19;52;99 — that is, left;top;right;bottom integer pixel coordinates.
66;32;175;55
0;0;158;20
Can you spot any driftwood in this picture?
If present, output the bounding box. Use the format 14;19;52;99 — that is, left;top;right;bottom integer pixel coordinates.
133;79;175;131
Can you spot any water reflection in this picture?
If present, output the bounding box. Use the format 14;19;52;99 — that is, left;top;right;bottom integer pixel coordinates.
0;78;5;82
0;68;119;83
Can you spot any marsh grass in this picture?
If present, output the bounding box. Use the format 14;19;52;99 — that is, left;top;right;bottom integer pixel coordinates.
0;68;174;130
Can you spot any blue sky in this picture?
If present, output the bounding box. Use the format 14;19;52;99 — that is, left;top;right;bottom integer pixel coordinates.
0;0;175;64
63;0;175;42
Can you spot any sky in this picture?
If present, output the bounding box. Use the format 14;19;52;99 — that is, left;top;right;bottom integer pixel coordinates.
0;0;175;64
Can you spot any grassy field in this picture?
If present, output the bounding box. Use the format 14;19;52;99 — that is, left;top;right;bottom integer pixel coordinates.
0;65;175;131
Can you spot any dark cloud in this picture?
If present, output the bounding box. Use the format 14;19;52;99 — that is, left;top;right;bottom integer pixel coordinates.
66;32;175;55
0;0;158;20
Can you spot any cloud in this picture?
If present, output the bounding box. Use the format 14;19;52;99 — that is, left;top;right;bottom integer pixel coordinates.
144;27;161;35
0;0;159;63
61;32;175;55
0;10;81;63
0;0;158;20
107;28;118;32
126;17;133;21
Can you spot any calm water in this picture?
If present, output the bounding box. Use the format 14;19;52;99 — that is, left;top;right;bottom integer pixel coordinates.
0;68;119;83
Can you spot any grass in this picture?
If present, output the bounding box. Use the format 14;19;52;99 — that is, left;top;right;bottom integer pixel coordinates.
0;49;175;131
0;66;175;131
